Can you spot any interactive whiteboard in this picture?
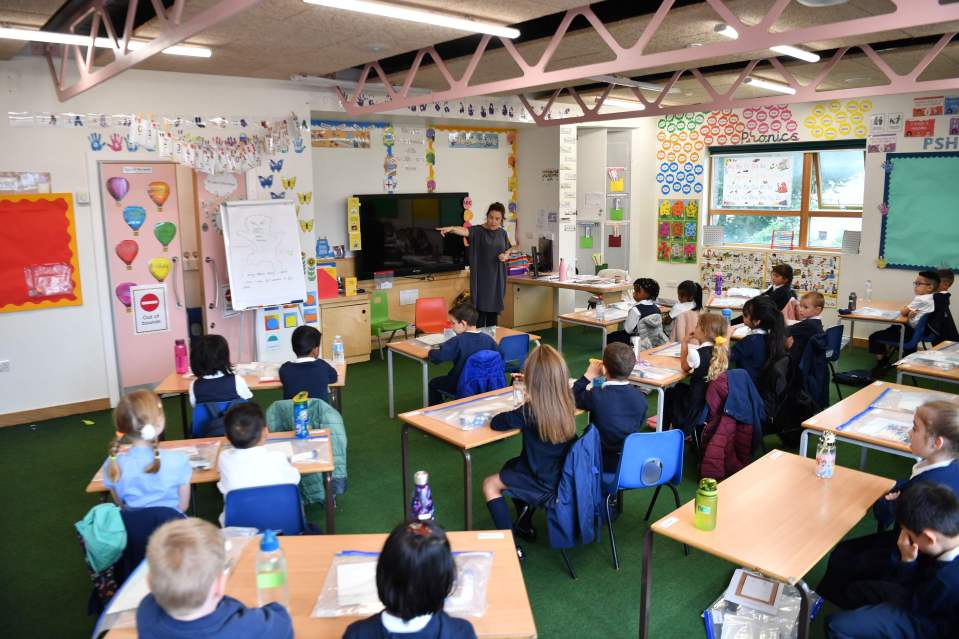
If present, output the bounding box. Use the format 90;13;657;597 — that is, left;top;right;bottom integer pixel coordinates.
221;199;306;310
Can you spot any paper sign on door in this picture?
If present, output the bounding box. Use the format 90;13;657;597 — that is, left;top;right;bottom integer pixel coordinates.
131;284;169;334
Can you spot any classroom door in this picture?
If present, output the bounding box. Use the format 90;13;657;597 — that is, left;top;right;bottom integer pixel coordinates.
99;162;189;390
192;171;254;360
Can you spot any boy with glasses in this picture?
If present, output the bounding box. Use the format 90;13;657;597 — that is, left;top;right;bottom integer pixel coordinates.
869;270;940;376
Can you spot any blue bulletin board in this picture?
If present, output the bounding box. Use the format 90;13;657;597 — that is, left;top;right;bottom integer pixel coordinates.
880;152;959;270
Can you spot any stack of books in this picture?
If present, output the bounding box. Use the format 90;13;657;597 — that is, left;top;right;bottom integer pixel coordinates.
507;254;529;276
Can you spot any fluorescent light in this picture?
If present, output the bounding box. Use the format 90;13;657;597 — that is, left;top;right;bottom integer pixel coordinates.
588;74;680;94
743;76;796;95
600;97;646;110
0;26;212;57
714;23;738;39
303;0;520;38
770;44;820;63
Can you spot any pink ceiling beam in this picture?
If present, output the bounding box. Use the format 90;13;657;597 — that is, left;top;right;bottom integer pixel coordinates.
338;0;959;117
45;0;264;102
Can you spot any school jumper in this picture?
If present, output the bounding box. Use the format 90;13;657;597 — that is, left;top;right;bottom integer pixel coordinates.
137;594;293;639
731;329;767;387
817;460;959;609
278;357;338;403
492;405;574;507
572;376;647;473
608;300;667;349
343;611;477;639
427;331;497;405
668;302;700;342
663;342;714;434
868;293;935;355
189;373;253;407
731;284;795;325
101;446;192;511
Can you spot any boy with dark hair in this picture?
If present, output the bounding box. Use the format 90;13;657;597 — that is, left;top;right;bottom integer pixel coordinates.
825;481;959;639
764;263;796;311
427;302;497;405
279;325;338;404
608;277;668;350
869;270;940;375
930;269;958;344
573;342;647;473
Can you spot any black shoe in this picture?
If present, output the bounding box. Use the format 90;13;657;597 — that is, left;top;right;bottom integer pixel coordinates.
516;544;526;562
514;522;537;543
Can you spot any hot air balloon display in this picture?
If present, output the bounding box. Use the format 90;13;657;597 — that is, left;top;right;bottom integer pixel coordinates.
115;240;139;270
148;257;171;283
147;181;171;211
122;205;146;235
153;221;177;251
115;282;135;312
106;177;130;207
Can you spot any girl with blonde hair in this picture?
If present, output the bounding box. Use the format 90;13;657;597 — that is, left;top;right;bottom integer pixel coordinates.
662;312;730;435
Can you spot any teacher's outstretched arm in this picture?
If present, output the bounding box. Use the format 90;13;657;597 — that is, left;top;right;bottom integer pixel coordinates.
436;225;469;237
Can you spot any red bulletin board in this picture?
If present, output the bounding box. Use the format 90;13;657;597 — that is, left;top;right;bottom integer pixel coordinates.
0;193;83;313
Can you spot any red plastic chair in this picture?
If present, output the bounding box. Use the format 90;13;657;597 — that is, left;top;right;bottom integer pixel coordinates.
415;297;451;334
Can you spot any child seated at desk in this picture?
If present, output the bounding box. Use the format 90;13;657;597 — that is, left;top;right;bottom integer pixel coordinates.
573;342;647;473
188;334;253;408
869;270;940;375
427;302;497;406
786;291;825;356
278;325;338;404
824;481;959;639
608;277;668;350
136;518;293;639
662;313;729;435
102;390;191;513
731;263;796;325
665;280;703;341
343;521;477;639
930;268;958;344
731;296;787;388
818;400;959;610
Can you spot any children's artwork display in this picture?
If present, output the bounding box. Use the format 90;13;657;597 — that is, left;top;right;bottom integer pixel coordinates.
700;249;841;308
699;248;766;291
720;156;794;208
310;120;387;149
656;199;699;264
767;251;841;308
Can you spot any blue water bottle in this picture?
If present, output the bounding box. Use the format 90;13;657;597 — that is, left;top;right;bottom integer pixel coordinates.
292;391;309;439
721;308;732;324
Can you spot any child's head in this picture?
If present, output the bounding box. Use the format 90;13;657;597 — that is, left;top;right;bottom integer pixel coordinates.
770;263;793;287
224;402;265;449
291;325;322;358
189;334;232;377
895;481;959;556
741;295;787;364
677;280;703;310
602;342;636;381
109;390;166;483
448;302;479;333
376;521;456;621
696;313;730;382
909;401;959;460
798;292;825;320
146;518;226;619
522;345;576;445
936;268;953;292
914;270;940;296
632;277;660;302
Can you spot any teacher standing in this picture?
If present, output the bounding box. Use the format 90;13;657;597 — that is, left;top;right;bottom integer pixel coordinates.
437;202;512;328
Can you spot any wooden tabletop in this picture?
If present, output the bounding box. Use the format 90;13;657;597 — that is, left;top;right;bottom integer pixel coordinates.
559;309;628;328
628;344;688;388
155;361;347;395
897;341;959;382
388;327;541;361
705;295;748;311
508;273;632;295
838;299;907;323
651;450;894;585
85;430;334;493
104;530;536;639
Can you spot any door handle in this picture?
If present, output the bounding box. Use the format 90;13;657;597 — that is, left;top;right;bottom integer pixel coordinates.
205;256;219;310
170;256;183;309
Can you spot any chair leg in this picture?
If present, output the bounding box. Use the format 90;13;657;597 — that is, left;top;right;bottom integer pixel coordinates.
667;484;690;557
644;485;664;522
616;489;624;514
606;494;620;570
377;332;384;360
559;548;577;580
829;362;843;401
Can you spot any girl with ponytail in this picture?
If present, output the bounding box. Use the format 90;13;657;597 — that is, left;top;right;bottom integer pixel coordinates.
662;313;730;435
102;390;192;512
667;280;704;341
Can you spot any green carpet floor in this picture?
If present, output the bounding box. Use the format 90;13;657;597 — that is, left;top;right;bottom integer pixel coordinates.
2;328;953;638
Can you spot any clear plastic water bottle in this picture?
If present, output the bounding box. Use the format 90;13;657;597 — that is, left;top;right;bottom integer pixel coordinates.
255;530;289;608
332;335;345;364
816;432;837;479
410;470;434;521
595;299;606;320
864;279;873;302
174;339;188;374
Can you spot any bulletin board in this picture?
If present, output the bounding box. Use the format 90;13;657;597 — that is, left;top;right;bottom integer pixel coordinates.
880;152;959;270
656;198;699;263
0;193;83;313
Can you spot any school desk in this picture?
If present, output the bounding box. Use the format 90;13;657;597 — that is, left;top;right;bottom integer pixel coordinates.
838;299;909;360
155;361;347;439
102;530;536;639
705;295;748;311
627;343;688;432
896;340;959;389
85;430;337;534
508;273;632;325
639;450;894;639
398;387;582;530
556;305;671;354
386;327;540;418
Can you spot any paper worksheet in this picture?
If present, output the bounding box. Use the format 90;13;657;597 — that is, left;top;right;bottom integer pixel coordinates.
336;561;379;608
415;333;449;347
856;307;901;320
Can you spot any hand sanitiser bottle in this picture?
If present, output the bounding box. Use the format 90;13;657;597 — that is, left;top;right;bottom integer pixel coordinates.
256;530;289;609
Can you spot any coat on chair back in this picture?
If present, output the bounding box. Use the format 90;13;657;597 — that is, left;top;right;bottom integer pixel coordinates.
699;370;765;481
547;426;603;550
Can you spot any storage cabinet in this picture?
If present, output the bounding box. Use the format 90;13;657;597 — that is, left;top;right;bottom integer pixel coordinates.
320;300;371;364
503;283;554;331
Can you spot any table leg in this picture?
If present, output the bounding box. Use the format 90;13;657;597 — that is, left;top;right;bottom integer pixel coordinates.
639;528;654;639
557;318;564;354
859;447;868;470
654;388;665;432
602;326;608;350
179;393;190;439
388;348;396;418
401;422;410;519
330;387;342;413
799;429;812;458
898;323;906;361
896;369;903;384
420;360;429;409
462;450;473;530
796;579;813;639
323;471;335;534
849;319;855;347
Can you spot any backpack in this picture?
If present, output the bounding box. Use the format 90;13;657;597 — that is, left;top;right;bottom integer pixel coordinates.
192;399;244;437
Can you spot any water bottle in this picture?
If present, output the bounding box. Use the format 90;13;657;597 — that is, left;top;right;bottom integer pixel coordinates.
292;391;309;439
714;272;723;297
721;308;732;324
332;335;345;364
694;478;718;531
816;432;837;479
174;339;188;374
255;530;289;608
595;299;606;320
558;258;567;282
848;292;857;311
631;335;641;360
864;279;873;302
410;470;434;521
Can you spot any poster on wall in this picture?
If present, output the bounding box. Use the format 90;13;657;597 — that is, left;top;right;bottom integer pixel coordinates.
868;112;903;135
347;196;362;251
699;248;766;291
767;252;841;308
448;131;499;148
720;156;793;208
904;119;935;137
131;284;169;334
0;171;51;194
912;96;944;117
656;199;698;264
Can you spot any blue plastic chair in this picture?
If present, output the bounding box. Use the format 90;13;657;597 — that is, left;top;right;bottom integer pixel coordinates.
823;325;846;400
191;399;244;438
499;333;531;374
873;312;932;356
603;430;686;570
437;350;507;403
116;507;185;584
223;484;308;535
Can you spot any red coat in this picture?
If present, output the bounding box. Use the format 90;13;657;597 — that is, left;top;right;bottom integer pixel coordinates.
698;373;754;480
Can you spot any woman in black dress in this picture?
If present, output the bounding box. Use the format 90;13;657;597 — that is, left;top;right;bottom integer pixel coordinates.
437;202;512;328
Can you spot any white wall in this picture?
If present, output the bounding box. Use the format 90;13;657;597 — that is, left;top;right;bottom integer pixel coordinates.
516;125;561;253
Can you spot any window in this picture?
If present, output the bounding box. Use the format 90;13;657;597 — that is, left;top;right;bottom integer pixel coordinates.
708;148;864;249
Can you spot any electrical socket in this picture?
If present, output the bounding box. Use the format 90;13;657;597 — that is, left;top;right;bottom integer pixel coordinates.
0;360;10;373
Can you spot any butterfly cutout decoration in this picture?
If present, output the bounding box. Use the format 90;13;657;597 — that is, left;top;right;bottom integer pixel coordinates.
297;192;313;205
270;191;285;199
880;161;893;174
875;257;887;269
299;219;314;232
878;203;889;216
258;175;274;188
269;159;284;173
282;176;296;190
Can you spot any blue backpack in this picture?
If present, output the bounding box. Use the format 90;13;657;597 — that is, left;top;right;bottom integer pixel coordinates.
455;350;506;398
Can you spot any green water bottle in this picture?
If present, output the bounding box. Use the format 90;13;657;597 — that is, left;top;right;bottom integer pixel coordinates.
694;478;718;531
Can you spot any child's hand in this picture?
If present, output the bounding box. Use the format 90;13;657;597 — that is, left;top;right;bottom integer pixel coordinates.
585;359;604;380
897;529;919;563
884;490;900;501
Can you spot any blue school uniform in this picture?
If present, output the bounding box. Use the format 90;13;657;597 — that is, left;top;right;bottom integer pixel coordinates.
137;594;293;639
189;373;252;407
572;377;647;472
278;357;338;403
492;406;574;506
427;331;497;405
664;342;714;434
344;611;477;639
101;446;192;511
731;329;767;386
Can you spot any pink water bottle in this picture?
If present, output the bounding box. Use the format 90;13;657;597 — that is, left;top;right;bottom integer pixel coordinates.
558;257;567;282
174;339;188;374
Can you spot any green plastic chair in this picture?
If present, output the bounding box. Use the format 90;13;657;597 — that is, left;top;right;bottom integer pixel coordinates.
371;290;409;360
